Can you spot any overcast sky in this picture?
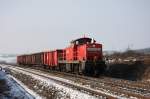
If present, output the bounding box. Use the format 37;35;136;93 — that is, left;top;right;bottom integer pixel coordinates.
0;0;150;54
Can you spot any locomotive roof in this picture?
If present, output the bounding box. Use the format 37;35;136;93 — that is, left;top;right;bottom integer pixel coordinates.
71;37;95;45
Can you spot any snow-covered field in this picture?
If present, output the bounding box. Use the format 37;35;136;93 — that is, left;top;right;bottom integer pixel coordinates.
0;69;40;99
10;68;100;99
11;66;128;99
0;56;16;63
1;64;135;99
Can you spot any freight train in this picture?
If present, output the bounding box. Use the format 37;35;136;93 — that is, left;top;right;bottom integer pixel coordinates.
17;37;106;76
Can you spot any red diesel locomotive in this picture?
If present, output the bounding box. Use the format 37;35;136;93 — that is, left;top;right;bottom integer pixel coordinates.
17;37;106;76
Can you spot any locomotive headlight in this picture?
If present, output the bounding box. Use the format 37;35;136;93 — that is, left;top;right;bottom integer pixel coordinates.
93;44;96;47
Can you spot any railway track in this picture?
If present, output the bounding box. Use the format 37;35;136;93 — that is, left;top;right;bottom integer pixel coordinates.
45;70;150;99
2;65;118;99
2;64;150;99
26;66;150;98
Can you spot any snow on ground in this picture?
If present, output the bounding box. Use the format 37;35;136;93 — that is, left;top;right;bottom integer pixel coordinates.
10;75;43;99
11;68;100;99
0;56;16;63
12;67;125;99
1;64;128;99
0;70;34;99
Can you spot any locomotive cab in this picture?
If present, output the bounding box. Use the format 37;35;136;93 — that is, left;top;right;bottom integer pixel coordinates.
71;37;95;45
65;37;106;76
71;37;102;61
